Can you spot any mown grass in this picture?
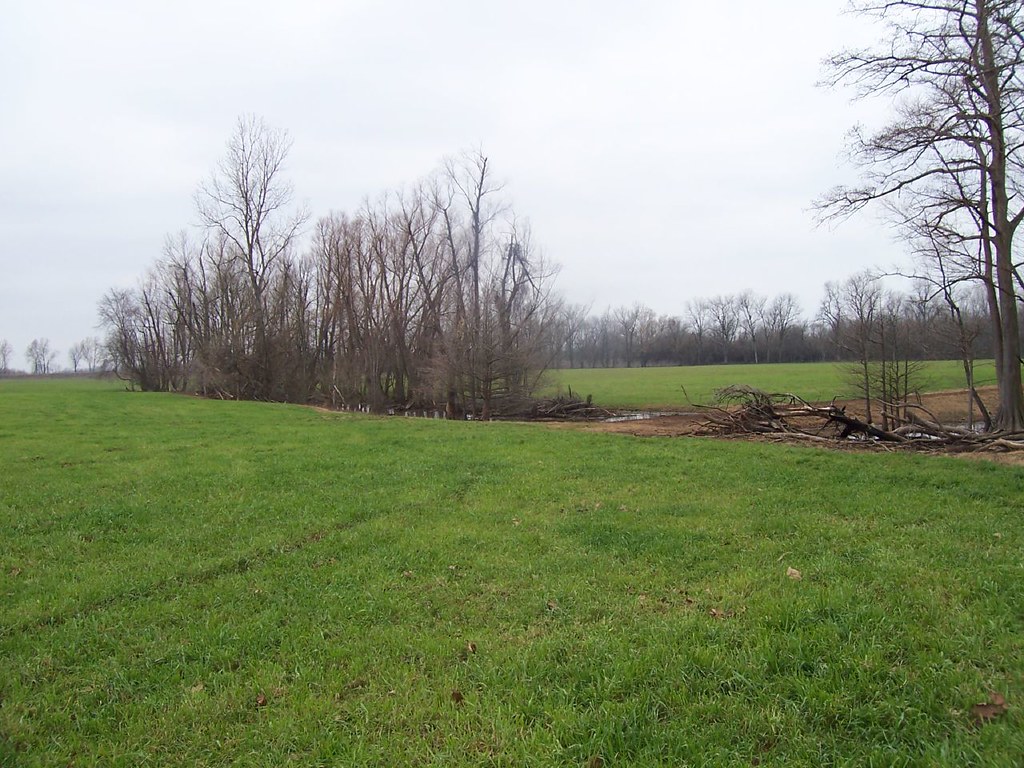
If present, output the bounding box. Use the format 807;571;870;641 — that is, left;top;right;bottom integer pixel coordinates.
546;360;998;410
1;377;1022;766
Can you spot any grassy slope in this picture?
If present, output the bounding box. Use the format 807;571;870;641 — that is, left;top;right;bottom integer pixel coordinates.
1;378;1022;766
546;360;999;410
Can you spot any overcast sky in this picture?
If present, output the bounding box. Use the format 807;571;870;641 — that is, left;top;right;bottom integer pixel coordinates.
0;0;902;370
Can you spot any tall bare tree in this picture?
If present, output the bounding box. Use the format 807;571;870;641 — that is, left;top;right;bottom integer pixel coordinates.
437;150;504;416
196;115;307;399
0;339;12;373
819;0;1024;431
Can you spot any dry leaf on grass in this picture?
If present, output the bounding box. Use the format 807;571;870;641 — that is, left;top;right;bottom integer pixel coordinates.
255;692;268;708
450;689;464;705
970;691;1008;725
786;567;802;581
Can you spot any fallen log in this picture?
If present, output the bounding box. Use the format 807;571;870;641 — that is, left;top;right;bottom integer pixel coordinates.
493;394;616;421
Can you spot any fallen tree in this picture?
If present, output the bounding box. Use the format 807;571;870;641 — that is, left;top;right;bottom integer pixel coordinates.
503;393;615;421
695;386;1024;453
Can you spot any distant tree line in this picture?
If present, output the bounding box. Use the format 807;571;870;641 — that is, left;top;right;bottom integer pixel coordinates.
99;117;561;417
549;265;1015;429
552;292;809;369
0;336;108;376
551;277;999;374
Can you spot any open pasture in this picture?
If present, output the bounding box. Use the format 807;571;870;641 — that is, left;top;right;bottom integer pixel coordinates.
1;378;1022;766
547;360;997;410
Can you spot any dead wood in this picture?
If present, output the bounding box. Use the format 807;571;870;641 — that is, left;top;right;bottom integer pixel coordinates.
481;392;616;421
694;385;1023;453
526;395;616;420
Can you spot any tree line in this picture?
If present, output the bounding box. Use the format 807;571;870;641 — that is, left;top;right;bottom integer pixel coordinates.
553;280;999;375
99;118;561;417
0;337;107;376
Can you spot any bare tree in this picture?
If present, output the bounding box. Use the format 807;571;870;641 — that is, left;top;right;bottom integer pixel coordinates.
437;150;505;417
68;341;87;372
818;0;1024;431
820;272;882;422
0;339;12;373
653;315;688;364
762;293;802;363
556;304;590;368
196;115;308;400
99;274;185;391
82;336;106;372
576;312;616;368
872;291;926;429
633;305;659;367
685;299;711;365
819;272;925;427
736;290;767;364
905;231;994;427
477;223;563;416
25;338;57;375
613;303;643;368
708;295;740;364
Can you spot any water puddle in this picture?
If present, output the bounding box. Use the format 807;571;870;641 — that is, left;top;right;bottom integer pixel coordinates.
604;411;680;423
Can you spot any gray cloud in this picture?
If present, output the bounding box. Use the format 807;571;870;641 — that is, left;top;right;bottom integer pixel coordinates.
0;0;904;369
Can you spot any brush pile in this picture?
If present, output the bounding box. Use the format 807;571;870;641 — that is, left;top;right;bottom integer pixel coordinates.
521;394;616;420
695;386;1024;453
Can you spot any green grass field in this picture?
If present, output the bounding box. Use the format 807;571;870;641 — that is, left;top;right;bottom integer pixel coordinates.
547;360;998;410
2;378;1022;766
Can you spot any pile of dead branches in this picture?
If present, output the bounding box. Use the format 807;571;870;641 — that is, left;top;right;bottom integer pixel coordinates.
522;394;616;420
695;386;1024;453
